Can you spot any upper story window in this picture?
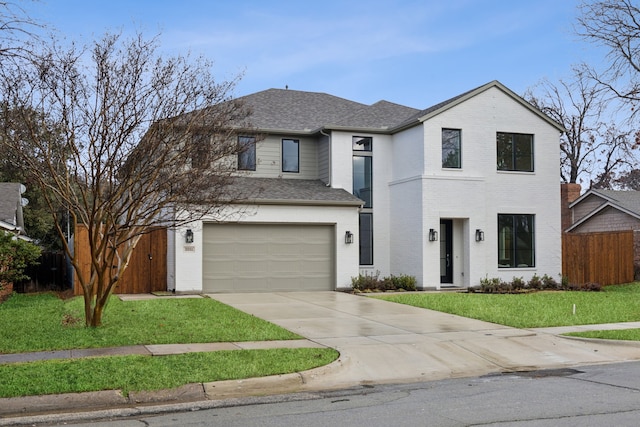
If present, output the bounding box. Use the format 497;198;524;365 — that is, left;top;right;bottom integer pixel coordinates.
442;128;461;169
191;133;210;169
353;156;372;208
497;132;534;172
238;135;256;171
498;214;535;268
282;139;299;173
353;136;372;151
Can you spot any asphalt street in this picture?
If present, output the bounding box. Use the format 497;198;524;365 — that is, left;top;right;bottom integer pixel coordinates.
36;361;640;427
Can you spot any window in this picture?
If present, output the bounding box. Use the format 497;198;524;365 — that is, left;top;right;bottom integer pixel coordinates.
442;129;461;168
498;214;535;268
497;132;533;172
191;133;209;169
359;213;373;265
353;156;372;208
282;139;299;173
353;136;372;151
238;136;256;171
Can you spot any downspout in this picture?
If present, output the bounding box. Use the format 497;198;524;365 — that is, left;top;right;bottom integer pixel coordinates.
320;128;332;186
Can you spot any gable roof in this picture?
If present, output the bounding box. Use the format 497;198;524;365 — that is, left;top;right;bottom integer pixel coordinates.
232;81;564;135
394;80;566;133
567;189;640;231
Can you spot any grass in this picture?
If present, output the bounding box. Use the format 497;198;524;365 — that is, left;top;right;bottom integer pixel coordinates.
565;329;640;341
0;293;300;353
0;348;339;398
0;293;339;398
375;282;640;329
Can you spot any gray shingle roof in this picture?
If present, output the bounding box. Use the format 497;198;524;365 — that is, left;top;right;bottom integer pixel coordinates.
334;100;421;130
591;189;640;215
236;89;369;132
227;177;363;206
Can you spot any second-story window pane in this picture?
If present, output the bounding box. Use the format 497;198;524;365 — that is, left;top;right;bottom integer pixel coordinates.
353;156;372;208
238;136;256;171
442;128;461;168
282;139;299;173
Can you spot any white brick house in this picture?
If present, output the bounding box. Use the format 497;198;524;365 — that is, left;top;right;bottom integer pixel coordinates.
171;80;564;293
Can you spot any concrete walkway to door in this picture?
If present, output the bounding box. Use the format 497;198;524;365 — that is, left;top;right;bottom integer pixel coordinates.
209;291;640;392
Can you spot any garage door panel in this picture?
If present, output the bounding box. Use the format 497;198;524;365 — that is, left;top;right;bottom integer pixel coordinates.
203;224;334;292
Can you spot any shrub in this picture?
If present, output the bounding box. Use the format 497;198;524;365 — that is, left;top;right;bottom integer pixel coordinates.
541;274;559;290
388;274;417;291
511;276;525;291
527;274;542;290
475;273;601;294
351;272;417;292
0;232;41;285
351;271;381;291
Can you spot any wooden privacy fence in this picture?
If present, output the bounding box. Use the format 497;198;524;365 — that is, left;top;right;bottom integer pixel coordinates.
74;225;167;295
562;231;634;286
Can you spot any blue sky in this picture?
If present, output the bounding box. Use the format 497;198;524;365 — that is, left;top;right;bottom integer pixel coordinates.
24;0;599;109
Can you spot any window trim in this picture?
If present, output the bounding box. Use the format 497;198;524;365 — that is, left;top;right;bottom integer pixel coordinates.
237;135;256;171
496;132;534;172
281;138;300;173
442;128;462;169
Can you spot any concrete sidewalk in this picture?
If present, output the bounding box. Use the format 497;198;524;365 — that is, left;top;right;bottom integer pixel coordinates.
3;291;640;424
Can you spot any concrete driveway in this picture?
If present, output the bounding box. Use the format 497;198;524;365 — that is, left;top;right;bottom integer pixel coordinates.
209;291;640;390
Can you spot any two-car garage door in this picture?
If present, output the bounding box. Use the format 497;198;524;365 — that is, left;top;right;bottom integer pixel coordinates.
202;223;335;292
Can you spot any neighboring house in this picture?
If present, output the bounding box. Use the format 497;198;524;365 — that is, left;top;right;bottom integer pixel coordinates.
566;187;640;278
566;188;640;234
170;80;564;293
0;182;29;239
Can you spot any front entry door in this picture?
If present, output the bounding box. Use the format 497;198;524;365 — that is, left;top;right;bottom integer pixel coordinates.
440;219;453;284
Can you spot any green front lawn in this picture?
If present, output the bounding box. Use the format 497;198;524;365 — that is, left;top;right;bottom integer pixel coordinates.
376;282;640;329
0;293;300;353
0;348;338;398
0;293;338;398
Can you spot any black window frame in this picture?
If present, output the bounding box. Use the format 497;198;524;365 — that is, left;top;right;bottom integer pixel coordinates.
497;214;535;268
442;128;462;169
497;132;534;172
237;135;256;171
281;138;300;173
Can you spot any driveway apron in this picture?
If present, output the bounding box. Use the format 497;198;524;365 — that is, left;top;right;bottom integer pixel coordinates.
208;292;640;390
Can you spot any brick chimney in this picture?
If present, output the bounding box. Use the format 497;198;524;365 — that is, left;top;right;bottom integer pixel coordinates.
561;183;582;231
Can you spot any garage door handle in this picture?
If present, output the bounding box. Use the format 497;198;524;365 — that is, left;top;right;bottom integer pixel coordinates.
148;254;153;260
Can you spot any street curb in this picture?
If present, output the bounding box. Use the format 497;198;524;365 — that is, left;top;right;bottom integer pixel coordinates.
0;357;348;425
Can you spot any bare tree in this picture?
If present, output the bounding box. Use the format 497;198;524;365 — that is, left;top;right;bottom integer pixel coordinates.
525;69;637;187
0;32;254;326
576;0;640;119
0;1;40;60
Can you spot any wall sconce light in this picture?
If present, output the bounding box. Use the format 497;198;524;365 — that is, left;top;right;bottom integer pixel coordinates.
185;229;194;244
475;229;485;242
345;231;354;244
429;228;438;242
